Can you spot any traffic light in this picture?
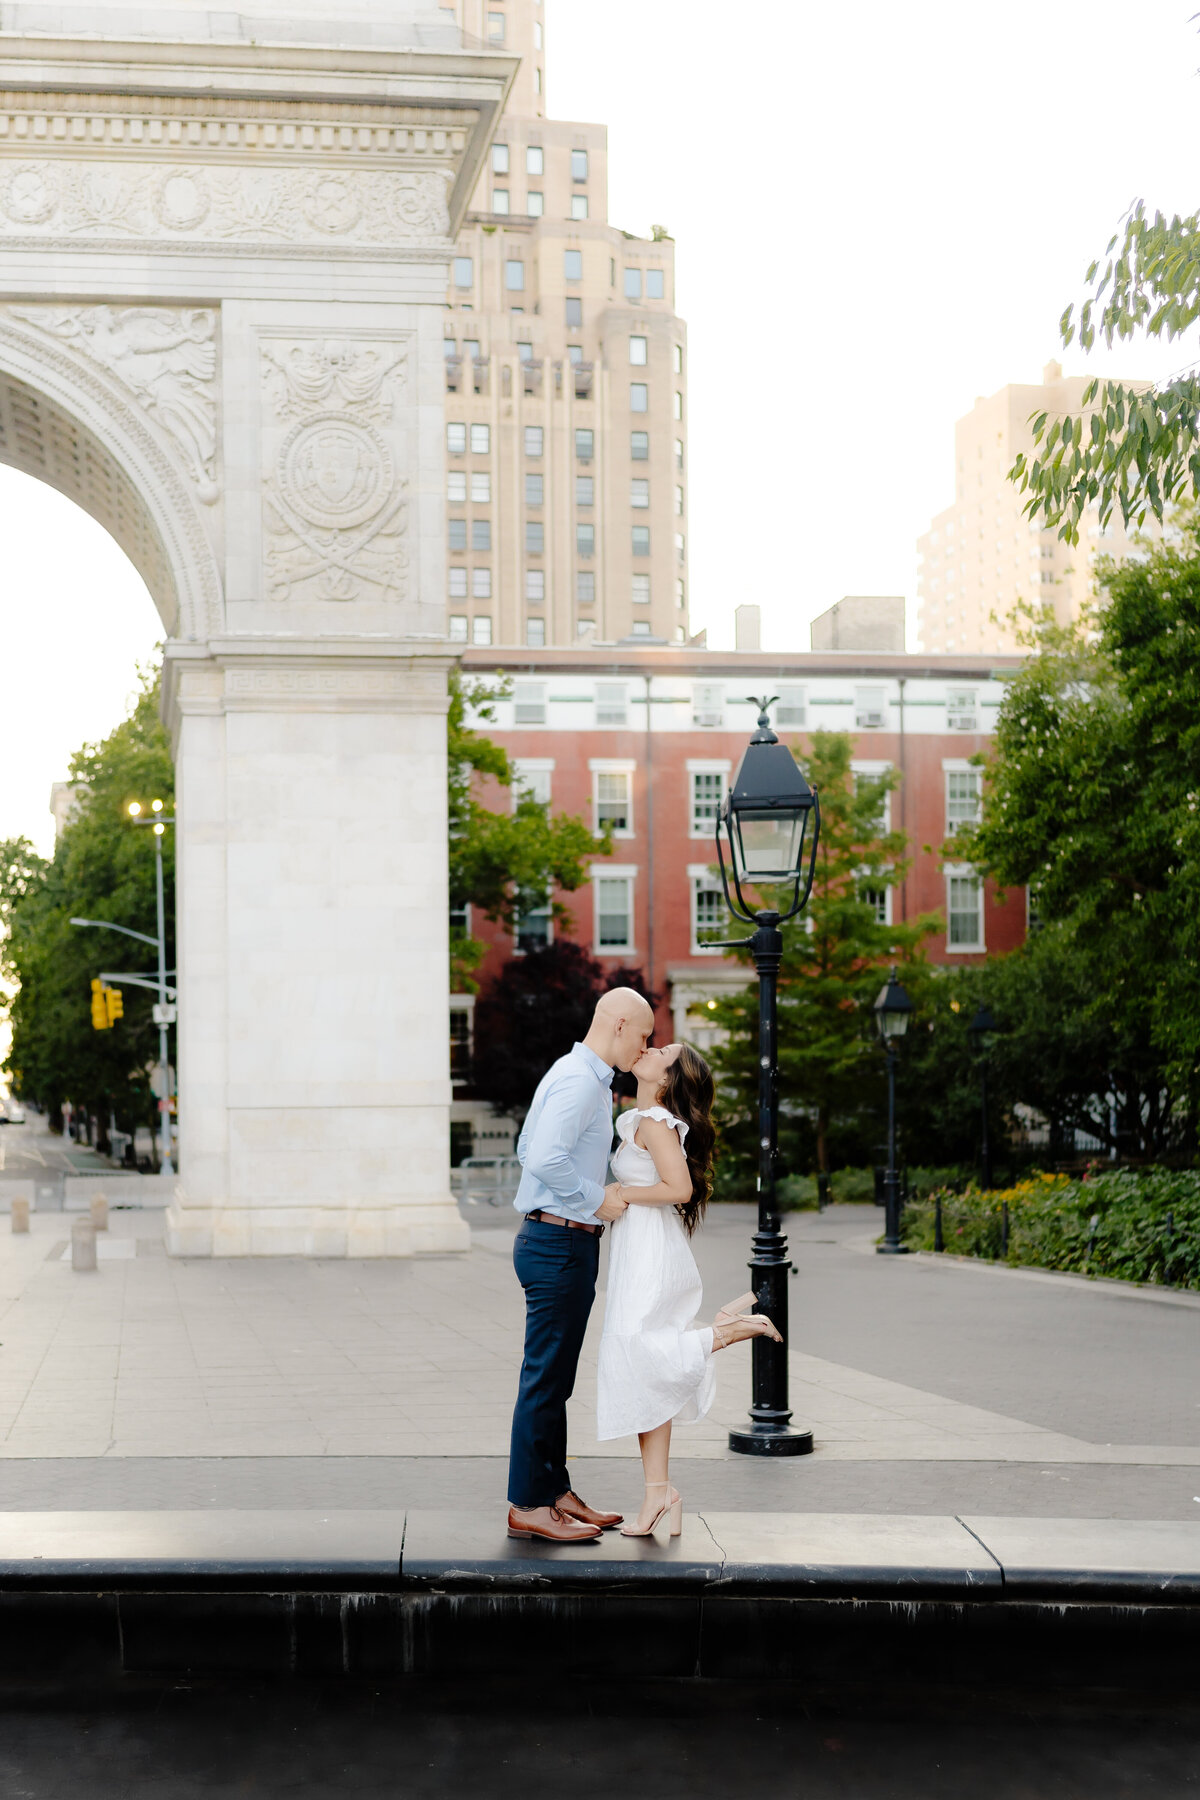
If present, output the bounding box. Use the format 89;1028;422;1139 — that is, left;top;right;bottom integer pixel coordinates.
105;985;124;1026
90;978;109;1031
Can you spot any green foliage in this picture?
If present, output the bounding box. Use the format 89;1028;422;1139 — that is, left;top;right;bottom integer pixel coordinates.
902;1170;1200;1291
1012;201;1200;540
448;671;605;990
1;666;173;1137
704;732;938;1186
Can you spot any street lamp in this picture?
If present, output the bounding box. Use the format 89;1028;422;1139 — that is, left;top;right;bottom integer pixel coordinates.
873;966;914;1255
128;799;176;1176
967;1002;999;1190
713;697;820;1457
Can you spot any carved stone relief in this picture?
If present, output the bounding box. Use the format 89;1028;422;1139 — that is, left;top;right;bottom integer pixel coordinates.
259;337;410;604
5;305;218;500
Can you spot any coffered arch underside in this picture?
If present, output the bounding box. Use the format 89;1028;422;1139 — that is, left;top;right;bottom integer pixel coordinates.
0;320;222;640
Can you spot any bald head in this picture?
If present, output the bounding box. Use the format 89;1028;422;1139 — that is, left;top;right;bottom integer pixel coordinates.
584;986;655;1073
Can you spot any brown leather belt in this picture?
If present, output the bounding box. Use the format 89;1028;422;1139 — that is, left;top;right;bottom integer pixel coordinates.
526;1209;603;1237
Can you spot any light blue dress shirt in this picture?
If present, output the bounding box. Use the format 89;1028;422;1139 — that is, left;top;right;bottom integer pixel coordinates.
513;1041;615;1223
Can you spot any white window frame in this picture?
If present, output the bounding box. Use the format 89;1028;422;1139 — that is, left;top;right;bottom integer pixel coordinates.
945;863;985;953
854;685;888;729
595;682;628;727
946;687;979;731
856;874;893;926
851;760;892;833
513;681;546;726
591;864;637;955
590;757;636;838
471;616;492;646
692;683;725;728
943;758;982;832
688;864;727;956
774;686;806;728
449;994;475;1086
688;758;732;838
513;758;554;808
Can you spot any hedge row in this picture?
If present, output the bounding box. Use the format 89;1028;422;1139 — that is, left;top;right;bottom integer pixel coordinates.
900;1170;1200;1290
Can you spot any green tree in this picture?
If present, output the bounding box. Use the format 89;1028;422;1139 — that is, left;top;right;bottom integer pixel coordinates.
1012;200;1200;541
448;672;606;990
705;732;938;1190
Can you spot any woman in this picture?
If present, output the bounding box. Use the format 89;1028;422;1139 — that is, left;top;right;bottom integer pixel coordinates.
596;1041;781;1538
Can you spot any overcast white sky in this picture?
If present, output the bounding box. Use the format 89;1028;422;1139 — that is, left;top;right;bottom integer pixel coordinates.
2;0;1199;856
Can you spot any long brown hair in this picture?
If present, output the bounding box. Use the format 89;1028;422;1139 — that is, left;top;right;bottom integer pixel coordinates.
657;1043;716;1237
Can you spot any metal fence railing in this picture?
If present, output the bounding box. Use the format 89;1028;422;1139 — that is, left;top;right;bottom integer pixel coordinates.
451;1156;522;1208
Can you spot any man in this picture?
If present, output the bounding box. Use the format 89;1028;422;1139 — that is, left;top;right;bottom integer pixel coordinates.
506;987;655;1543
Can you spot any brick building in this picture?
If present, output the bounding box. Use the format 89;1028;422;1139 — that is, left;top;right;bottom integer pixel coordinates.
450;644;1027;1155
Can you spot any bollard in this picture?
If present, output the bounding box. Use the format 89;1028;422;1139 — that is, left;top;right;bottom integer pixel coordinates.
934;1192;944;1254
71;1219;97;1272
1000;1200;1010;1258
89;1193;109;1232
10;1198;29;1234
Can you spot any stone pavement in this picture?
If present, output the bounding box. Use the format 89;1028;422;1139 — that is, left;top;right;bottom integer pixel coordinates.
0;1200;1195;1516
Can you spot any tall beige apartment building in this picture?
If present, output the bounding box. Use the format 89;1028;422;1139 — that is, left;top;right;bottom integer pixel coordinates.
917;361;1157;654
438;0;688;647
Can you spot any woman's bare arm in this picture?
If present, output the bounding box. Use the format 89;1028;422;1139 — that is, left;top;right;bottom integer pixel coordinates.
619;1116;692;1208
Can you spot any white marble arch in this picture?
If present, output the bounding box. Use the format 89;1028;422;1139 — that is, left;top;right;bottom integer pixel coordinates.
0;1;516;1255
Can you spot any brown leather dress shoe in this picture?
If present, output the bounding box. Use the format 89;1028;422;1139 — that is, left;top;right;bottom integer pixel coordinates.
556;1488;624;1530
507;1505;602;1544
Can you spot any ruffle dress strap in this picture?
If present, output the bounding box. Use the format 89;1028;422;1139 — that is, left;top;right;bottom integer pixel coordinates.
632;1104;689;1145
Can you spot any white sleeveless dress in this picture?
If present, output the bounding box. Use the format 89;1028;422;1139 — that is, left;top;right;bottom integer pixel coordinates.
596;1105;717;1440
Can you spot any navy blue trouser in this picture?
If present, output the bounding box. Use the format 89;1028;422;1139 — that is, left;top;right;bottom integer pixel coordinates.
508;1217;601;1508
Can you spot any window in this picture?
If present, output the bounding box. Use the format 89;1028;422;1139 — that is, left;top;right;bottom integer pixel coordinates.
471;520;491;552
632;526;650;556
631;478;649;508
691;872;726;954
593;767;633;834
450;1004;473;1082
689;765;730;835
570;194;589;221
525;425;543;458
624;268;642;300
629;335;648;366
526;145;544;175
675;437;684;469
525;472;543;506
577;522;595;557
675;532;685;562
853;768;890;832
534;20;542;48
453;256;473;289
946;869;984;950
673;344;683;374
595;875;633;951
631;431;649;461
535;65;542;94
447;470;467;502
595;682;627;726
448;518;467;551
577;572;596;605
447;422;466;454
492;190;510;215
505;259;525;291
526;520;544;554
646;269;664;300
946;766;982;828
675;485;684;516
471;471;491;503
448;614;468;642
472;616;492;646
630;621;652;637
449;568;468;599
513;681;546;725
775;686;806;728
631;383;648;412
470;423;490;454
526;569;545;603
443;336;457;360
692;683;724;727
576;476;594;507
674;391;683;420
564;249;583;281
676;578;685;608
487;10;505;41
858;880;891;925
575;427;594;461
491;142;509;172
632;573;650;605
568;344;583;366
854;685;887;728
515;903;552;954
565;297;583;327
1027;887;1042;933
513;759;553;805
526;192;544;217
571;148;589;181
463;338;480;361
947;687;978;730
472;568;491;599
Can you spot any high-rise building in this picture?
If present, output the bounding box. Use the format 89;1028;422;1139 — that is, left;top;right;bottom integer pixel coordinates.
917;361;1158;654
438;0;688;648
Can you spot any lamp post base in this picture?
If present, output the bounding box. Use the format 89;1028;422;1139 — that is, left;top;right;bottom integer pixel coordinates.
728;1423;814;1457
875;1242;910;1256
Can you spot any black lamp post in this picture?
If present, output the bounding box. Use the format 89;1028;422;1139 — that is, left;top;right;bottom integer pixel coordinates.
873;966;914;1255
967;1002;999;1190
712;697;820;1457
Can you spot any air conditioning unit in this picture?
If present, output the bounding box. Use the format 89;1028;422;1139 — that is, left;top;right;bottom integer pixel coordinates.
856;710;886;729
694;709;723;728
947;711;977;731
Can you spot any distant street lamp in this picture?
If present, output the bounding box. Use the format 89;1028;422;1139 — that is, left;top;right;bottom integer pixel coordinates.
713;697;820;1457
873;966;915;1255
968;1002;999;1190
